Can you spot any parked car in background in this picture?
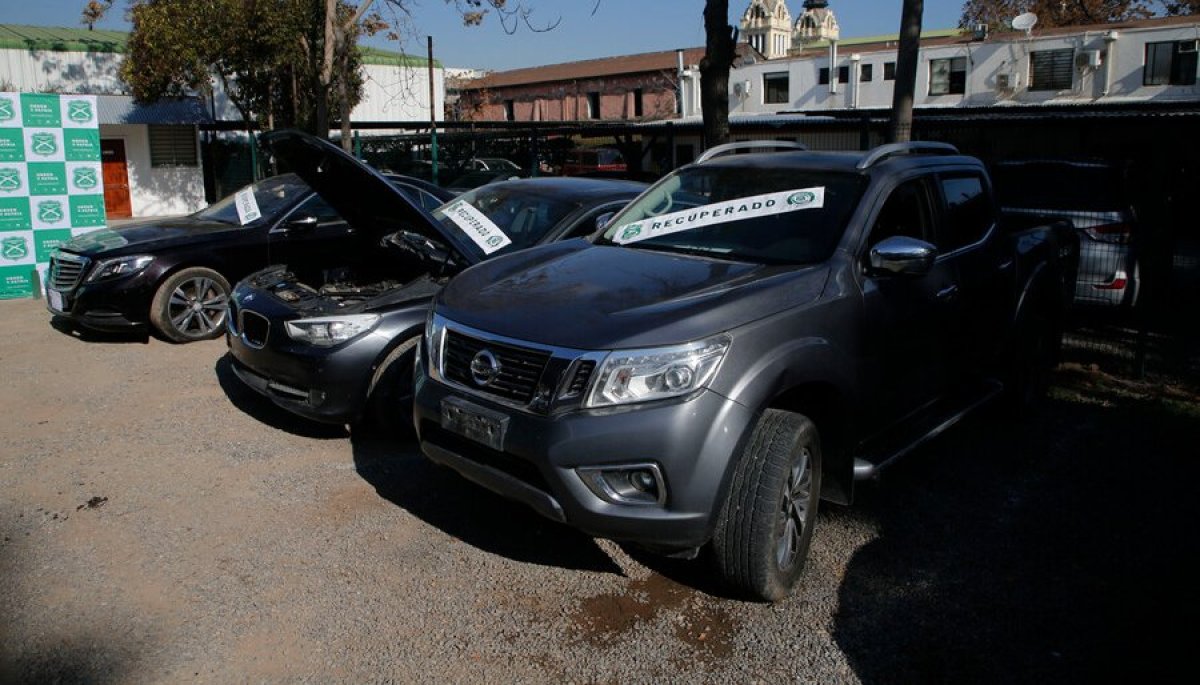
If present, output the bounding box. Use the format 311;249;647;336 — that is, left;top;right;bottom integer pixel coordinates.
414;141;1077;602
44;173;452;342
464;157;522;173
445;169;528;194
562;147;627;176
992;159;1140;308
226;130;647;428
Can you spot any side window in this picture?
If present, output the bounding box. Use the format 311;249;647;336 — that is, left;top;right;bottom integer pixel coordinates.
293;194;342;224
938;175;992;250
418;190;445;212
569;204;624;239
866;179;933;249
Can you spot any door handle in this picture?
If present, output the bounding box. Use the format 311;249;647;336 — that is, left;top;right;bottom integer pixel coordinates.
936;284;959;301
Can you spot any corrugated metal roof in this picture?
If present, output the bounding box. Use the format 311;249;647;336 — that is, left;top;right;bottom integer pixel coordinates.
0;24;126;52
97;95;212;125
0;24;428;67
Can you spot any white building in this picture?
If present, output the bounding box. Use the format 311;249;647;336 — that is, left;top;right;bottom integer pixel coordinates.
707;12;1200;118
0;24;445;218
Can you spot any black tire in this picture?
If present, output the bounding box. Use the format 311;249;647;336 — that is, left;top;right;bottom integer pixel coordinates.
1003;302;1058;415
149;267;231;343
361;335;419;437
712;409;822;602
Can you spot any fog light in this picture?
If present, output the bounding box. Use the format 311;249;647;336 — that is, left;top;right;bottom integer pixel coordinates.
577;463;665;506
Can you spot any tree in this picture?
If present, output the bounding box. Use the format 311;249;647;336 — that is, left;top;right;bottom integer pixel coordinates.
960;0;1156;29
700;0;738;148
1161;0;1200;13
80;0;114;30
890;0;923;143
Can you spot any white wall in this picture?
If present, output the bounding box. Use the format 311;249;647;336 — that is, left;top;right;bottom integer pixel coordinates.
701;19;1200;117
101;124;205;217
0;48;124;94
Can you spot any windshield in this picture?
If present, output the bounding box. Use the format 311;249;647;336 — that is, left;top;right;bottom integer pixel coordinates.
432;183;582;260
598;166;866;264
193;174;310;225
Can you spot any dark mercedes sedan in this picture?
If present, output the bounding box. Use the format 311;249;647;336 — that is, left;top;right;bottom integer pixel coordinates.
44;172;452;342
226;131;645;428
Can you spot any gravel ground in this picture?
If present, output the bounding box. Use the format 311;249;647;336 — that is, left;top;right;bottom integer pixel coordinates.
1;297;1196;684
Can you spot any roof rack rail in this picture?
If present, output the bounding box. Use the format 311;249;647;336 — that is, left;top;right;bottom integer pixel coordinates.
856;142;959;170
696;140;809;164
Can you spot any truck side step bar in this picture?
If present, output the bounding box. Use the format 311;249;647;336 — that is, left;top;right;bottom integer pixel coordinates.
853;379;1003;481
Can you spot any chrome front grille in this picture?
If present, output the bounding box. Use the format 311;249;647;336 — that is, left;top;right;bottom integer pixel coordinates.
48;252;88;291
443;329;552;404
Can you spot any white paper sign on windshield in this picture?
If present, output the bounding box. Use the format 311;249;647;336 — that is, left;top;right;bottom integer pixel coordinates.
234;187;262;225
613;187;826;245
441;199;513;254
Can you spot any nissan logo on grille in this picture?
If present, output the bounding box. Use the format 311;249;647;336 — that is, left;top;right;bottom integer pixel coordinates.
470;349;502;387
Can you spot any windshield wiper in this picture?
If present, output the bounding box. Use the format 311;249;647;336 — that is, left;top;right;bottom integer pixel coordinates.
624;242;747;262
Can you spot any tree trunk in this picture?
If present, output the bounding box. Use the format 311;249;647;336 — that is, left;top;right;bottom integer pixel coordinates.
315;0;337;139
700;0;736;149
889;0;924;143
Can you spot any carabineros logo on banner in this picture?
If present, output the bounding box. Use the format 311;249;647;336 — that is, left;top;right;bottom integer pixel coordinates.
0;167;21;193
1;236;28;261
67;100;93;123
37;200;64;224
30;133;58;157
73;167;98;190
0;97;14;122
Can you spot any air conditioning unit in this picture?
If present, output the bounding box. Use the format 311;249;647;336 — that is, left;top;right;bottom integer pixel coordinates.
1180;39;1199;54
1075;50;1103;68
996;72;1016;90
733;80;752;98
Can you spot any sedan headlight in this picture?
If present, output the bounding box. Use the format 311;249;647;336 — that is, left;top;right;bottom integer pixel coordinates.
585;336;730;408
86;255;153;282
285;314;380;347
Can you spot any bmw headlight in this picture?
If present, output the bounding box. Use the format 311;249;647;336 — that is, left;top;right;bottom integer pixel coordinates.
585;336;730;408
285;314;380;347
86;255;153;282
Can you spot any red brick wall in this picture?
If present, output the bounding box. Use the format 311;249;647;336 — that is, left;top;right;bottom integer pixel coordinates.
458;72;678;122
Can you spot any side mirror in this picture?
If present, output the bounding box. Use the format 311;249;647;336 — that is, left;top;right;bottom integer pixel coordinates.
284;213;319;232
868;236;937;276
595;212;616;231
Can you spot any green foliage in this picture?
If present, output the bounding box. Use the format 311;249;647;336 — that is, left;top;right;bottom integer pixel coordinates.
119;0;363;134
959;0;1163;29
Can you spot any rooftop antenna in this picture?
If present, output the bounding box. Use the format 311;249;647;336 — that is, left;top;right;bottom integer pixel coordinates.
1011;12;1038;38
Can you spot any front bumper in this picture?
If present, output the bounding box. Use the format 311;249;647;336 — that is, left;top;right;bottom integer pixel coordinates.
46;275;155;331
413;350;754;551
225;302;391;425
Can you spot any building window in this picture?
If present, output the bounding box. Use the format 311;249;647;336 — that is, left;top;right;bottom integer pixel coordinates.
884;61;896;80
503;99;515;121
929;56;967;95
587;91;601;119
148;125;197;167
763;72;789;104
1030;48;1074;91
861;63;873;82
838;65;850;84
819;67;830;85
1145;40;1199;86
633;88;644;117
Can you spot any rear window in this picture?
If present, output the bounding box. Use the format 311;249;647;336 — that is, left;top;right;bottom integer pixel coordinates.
991;162;1126;212
598;166;866;265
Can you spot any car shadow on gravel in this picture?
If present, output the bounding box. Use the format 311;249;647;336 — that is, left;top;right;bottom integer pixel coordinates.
832;382;1200;685
49;315;152;344
349;427;622;574
213;355;349;439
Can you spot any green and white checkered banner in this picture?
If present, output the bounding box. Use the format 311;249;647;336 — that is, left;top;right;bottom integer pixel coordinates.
0;92;105;299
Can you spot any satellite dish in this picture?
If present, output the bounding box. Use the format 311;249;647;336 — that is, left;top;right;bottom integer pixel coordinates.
1012;12;1038;33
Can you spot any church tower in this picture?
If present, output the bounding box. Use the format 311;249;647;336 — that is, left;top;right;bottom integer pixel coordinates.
739;0;793;60
793;0;840;49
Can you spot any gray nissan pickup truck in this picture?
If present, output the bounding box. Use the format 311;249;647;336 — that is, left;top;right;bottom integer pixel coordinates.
412;141;1078;601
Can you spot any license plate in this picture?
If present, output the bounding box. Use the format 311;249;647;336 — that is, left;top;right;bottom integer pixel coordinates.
46;288;64;312
441;396;509;451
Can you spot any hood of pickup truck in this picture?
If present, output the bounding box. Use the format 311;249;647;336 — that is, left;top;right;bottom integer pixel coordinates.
436;241;830;349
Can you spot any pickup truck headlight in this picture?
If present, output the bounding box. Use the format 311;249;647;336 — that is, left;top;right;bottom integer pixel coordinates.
585;336;730;408
86;255;153;282
285;314;380;347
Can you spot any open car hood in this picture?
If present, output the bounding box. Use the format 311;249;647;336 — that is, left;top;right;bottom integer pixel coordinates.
262;130;479;266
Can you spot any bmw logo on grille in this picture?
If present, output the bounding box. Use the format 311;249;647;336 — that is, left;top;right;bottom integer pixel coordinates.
470;349;501;387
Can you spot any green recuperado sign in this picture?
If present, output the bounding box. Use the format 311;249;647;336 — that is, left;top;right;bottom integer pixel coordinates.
0;93;106;299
